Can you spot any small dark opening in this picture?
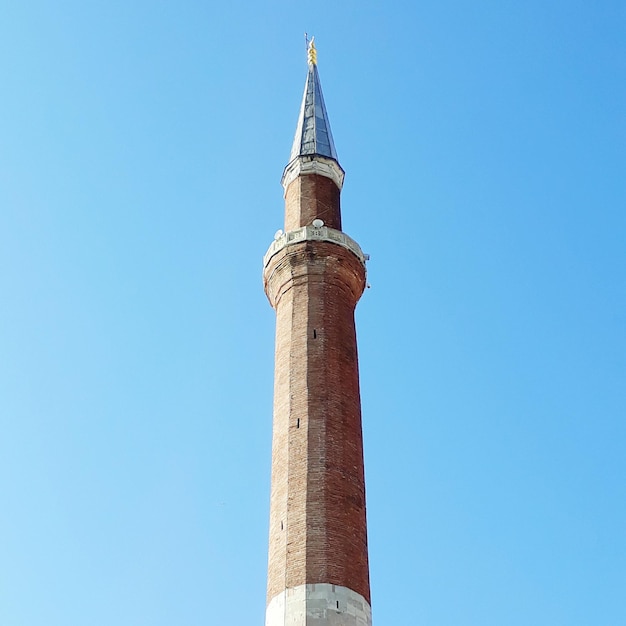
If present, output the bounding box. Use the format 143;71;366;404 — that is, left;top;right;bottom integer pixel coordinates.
296;418;300;429
280;521;284;530
336;601;339;609
313;329;317;339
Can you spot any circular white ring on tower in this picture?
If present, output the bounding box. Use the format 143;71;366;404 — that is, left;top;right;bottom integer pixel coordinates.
312;219;324;228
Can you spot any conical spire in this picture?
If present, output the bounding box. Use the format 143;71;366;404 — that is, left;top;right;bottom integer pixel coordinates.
282;38;345;192
288;38;339;163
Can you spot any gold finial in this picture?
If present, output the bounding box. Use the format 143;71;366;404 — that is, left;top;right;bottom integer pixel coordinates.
307;37;317;65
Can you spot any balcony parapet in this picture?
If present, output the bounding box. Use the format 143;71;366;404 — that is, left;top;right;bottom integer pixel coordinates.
263;225;367;269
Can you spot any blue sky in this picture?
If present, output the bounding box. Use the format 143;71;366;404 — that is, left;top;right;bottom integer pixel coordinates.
0;1;624;624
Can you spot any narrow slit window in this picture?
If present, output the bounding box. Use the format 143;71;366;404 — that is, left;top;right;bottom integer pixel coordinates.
296;418;300;429
280;521;284;530
313;329;317;339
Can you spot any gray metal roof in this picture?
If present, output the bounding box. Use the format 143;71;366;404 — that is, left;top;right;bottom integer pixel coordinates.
289;62;339;163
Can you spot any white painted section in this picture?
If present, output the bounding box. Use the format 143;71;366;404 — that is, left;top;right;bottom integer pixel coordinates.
266;583;372;626
281;155;345;191
263;225;366;269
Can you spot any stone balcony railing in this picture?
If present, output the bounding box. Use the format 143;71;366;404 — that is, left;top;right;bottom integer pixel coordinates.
263;225;368;269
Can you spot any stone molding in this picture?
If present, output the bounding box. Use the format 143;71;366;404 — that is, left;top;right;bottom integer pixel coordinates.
263;225;366;270
281;155;345;192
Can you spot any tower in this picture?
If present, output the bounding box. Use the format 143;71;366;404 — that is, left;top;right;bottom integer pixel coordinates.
263;40;371;626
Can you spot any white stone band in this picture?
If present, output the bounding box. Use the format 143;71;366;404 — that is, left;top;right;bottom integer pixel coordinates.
281;155;345;191
263;225;367;269
266;583;372;626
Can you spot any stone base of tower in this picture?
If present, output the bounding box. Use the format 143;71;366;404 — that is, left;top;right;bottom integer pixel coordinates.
266;584;372;626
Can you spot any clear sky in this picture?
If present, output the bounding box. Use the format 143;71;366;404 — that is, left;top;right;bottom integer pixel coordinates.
1;1;624;625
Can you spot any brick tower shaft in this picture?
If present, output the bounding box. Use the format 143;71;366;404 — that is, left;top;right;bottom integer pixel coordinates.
263;40;371;626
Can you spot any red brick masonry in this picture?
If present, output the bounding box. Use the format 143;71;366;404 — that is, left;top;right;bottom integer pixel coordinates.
264;236;370;606
284;174;342;231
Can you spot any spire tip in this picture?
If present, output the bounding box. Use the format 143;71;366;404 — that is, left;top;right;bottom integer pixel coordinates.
307;37;317;66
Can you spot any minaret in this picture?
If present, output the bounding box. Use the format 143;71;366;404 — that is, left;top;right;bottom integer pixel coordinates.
263;39;372;626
